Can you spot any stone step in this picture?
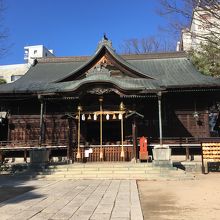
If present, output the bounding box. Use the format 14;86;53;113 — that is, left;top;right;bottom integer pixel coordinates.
48;163;153;169
36;172;194;181
17;167;195;180
44;170;165;175
37;174;165;179
43;168;176;174
46;167;164;173
30;162;195;181
46;165;176;171
36;170;194;181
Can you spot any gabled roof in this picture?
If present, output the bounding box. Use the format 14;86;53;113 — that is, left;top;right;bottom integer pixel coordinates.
56;39;155;82
0;39;220;95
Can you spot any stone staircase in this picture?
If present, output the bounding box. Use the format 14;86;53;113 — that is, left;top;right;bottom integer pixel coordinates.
35;162;195;180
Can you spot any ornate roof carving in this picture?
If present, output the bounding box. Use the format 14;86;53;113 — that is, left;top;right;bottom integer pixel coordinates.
87;88;119;95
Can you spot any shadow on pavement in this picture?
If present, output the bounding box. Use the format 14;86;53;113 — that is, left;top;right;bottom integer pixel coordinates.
0;168;48;206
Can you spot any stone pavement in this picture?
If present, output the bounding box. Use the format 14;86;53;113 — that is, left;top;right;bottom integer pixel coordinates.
0;179;143;220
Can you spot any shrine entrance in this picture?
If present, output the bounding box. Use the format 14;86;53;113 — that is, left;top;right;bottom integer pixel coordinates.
84;120;121;144
74;95;129;160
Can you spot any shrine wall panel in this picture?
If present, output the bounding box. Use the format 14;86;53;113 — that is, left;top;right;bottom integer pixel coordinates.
8;114;76;145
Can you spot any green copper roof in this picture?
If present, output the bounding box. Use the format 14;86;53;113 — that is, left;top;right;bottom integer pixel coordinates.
0;39;220;95
0;74;159;94
128;57;220;88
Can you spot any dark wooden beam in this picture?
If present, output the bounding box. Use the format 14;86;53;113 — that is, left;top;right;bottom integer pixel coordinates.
132;118;138;160
24;150;27;162
38;96;45;147
0;150;3;163
67;118;74;163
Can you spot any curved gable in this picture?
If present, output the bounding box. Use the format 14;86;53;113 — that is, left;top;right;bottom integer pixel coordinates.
56;39;155;82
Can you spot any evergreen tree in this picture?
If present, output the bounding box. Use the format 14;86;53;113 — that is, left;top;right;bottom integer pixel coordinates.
0;78;6;84
190;38;220;77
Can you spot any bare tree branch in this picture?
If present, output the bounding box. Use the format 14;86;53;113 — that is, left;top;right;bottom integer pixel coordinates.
120;36;176;54
158;0;220;49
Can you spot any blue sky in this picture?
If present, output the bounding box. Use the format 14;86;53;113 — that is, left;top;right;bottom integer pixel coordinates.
1;0;172;65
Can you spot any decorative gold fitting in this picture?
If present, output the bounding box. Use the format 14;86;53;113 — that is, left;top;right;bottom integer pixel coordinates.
76;150;81;159
100;150;103;159
119;102;125;111
120;149;125;158
77;105;82;111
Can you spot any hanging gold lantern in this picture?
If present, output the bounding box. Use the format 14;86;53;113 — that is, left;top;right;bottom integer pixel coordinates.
113;114;116;119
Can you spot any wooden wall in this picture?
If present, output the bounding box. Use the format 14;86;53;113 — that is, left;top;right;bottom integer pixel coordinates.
8;114;76;145
163;92;213;138
175;110;210;138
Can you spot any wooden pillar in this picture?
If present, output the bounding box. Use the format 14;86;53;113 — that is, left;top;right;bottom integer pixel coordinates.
186;146;190;161
120;113;125;160
185;138;190;161
67;118;74;163
120;102;125;160
0;150;3;163
158;92;163;145
99;97;103;159
38;95;45;147
132;118;138;160
24;149;27;162
76;105;82;160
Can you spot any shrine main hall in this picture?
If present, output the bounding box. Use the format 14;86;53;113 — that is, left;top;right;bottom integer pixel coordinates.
0;38;220;162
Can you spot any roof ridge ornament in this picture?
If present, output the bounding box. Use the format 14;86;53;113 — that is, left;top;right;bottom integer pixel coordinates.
103;33;108;41
96;34;113;52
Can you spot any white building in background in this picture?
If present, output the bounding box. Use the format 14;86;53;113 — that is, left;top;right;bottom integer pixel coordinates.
0;45;55;83
24;45;54;64
0;64;29;83
177;3;220;51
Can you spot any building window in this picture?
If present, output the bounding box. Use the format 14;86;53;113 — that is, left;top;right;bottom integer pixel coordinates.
34;50;37;54
0;75;3;78
11;75;22;82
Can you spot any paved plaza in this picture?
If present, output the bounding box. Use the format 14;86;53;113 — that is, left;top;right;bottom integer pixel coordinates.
0;179;143;220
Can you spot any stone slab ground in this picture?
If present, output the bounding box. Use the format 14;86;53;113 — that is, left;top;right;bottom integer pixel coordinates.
1;173;220;219
0;178;143;220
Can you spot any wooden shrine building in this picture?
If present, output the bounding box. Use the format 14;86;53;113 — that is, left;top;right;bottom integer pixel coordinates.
0;38;220;162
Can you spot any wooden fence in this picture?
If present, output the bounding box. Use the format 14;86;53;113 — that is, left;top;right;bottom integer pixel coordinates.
72;145;133;162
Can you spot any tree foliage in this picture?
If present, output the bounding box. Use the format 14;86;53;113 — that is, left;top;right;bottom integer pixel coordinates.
190;38;220;77
158;0;220;76
0;78;6;84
